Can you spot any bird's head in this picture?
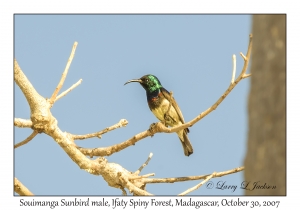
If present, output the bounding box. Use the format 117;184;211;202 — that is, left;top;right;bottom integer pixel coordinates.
124;74;162;93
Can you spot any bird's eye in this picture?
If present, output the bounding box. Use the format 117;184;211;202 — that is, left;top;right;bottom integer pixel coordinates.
146;79;149;82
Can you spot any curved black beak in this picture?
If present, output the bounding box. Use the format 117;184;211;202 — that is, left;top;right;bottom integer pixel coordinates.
124;79;142;85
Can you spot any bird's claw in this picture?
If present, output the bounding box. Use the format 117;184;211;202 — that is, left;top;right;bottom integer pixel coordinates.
164;113;173;125
148;123;156;137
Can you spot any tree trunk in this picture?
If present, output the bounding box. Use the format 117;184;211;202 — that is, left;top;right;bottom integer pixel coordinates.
244;15;286;195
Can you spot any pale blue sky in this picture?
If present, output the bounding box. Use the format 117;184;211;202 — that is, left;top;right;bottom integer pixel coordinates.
14;14;251;195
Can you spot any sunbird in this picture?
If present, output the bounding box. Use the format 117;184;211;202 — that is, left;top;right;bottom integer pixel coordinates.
124;74;193;156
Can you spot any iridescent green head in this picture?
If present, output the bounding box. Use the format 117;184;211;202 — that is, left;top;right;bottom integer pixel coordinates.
124;74;163;92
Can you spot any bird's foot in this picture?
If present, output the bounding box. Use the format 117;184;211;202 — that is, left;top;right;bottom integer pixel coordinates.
164;113;176;125
148;123;156;137
163;113;170;123
161;119;168;127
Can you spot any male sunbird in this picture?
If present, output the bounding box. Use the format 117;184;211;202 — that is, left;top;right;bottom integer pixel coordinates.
124;74;193;156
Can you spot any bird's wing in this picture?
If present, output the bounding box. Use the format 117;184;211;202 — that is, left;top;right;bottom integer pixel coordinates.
161;87;186;124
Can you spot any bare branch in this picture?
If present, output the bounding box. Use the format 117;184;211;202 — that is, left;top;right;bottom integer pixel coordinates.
130;173;155;180
15;59;99;171
134;153;153;175
179;172;216;196
55;79;83;102
14;130;39;149
14;50;150;195
14;118;32;128
77;129;151;157
143;166;245;184
49;42;78;105
240;52;247;60
73;119;128;140
239;34;253;75
14;178;34;196
231;54;236;84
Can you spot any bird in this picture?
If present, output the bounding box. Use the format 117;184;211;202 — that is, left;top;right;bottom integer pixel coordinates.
124;74;193;156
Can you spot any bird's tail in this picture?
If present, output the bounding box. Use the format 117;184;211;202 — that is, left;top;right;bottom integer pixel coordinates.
178;130;193;156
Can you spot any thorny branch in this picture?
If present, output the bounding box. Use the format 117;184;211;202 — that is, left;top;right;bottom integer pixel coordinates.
14;34;252;195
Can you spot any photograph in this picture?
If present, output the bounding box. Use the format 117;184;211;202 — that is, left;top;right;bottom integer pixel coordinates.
14;14;285;201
